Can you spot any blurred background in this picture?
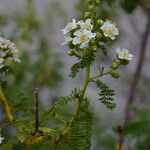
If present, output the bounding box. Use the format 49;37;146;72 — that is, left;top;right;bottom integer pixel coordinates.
0;0;150;149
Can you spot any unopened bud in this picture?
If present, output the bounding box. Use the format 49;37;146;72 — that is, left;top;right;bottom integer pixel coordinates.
87;0;92;4
85;12;91;18
110;72;120;79
67;50;74;56
120;59;129;65
96;32;102;40
95;0;100;5
111;59;121;70
88;5;94;11
97;19;103;26
92;46;97;51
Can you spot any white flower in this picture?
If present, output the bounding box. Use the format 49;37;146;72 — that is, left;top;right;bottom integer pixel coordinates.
116;48;133;60
0;58;4;64
62;19;77;35
101;20;119;40
0;37;11;49
73;29;96;49
61;36;73;45
10;44;21;62
78;19;93;31
0;36;21;68
0;136;4;144
0;58;4;68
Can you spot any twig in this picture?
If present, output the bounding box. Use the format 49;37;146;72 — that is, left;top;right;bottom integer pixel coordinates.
90;68;115;81
34;88;39;134
63;65;91;135
117;126;123;150
125;13;150;124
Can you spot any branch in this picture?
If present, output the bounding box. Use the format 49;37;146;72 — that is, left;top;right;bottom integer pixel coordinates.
63;65;91;135
34;88;40;134
125;14;150;124
117;126;123;150
90;68;115;81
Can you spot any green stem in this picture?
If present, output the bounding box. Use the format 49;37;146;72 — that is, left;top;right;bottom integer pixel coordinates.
63;65;90;135
90;69;115;81
0;84;13;122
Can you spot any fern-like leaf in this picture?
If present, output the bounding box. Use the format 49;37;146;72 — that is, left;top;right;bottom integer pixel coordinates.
41;88;80;121
98;45;108;56
68;102;92;150
95;80;116;110
0;138;16;150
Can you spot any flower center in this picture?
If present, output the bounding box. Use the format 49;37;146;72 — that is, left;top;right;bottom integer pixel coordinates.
79;34;89;42
120;51;129;59
13;50;20;57
106;29;113;35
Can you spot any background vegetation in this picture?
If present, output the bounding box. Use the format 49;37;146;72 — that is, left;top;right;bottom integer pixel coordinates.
0;0;150;149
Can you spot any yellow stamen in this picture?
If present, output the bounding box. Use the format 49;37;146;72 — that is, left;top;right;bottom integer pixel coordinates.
106;29;113;35
79;34;89;42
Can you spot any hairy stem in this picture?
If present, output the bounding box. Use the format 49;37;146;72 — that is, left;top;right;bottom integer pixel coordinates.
63;65;90;135
90;69;115;81
0;84;13;122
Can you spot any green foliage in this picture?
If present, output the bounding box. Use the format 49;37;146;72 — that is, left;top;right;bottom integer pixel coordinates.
0;138;16;150
25;140;54;150
0;66;14;75
124;107;150;136
41;88;80;121
0;0;136;149
70;53;95;78
121;0;141;13
14;0;39;41
122;107;150;149
77;0;117;19
95;80;116;109
68;102;93;150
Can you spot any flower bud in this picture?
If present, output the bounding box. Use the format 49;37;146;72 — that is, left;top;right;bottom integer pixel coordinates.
95;0;100;5
67;50;74;56
101;37;111;43
110;72;120;79
87;0;92;4
111;59;121;70
89;39;95;46
96;32;102;40
85;12;91;18
120;59;129;65
91;46;97;51
97;19;103;26
88;5;94;11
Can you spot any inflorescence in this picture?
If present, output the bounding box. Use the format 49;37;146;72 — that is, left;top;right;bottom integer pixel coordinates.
0;36;20;69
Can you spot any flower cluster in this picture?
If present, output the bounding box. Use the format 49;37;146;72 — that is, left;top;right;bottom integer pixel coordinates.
62;18;133;62
0;36;20;69
62;19;96;49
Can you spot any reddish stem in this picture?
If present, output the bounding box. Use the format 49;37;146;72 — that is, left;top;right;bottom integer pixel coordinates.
117;126;123;150
35;88;39;134
125;14;150;124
